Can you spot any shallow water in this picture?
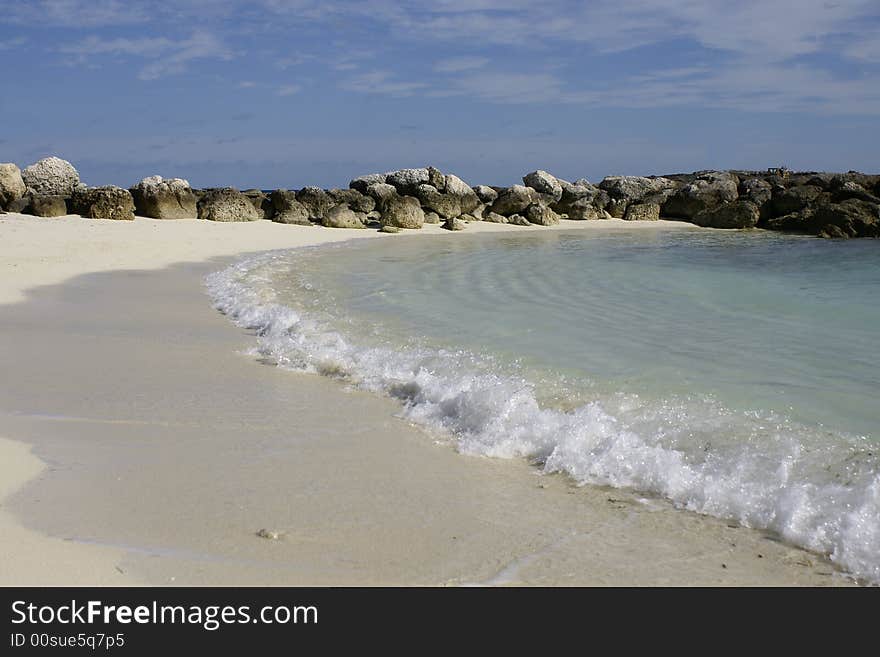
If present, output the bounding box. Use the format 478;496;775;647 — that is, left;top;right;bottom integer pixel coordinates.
207;226;880;583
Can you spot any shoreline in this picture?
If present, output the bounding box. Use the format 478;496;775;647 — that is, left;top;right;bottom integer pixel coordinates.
0;213;854;585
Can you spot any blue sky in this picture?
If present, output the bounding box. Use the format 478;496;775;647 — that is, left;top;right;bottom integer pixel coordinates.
1;0;879;188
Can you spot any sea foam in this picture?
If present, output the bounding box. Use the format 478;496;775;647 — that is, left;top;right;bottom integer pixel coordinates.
206;250;880;584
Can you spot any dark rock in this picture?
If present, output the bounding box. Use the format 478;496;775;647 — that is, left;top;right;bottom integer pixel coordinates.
130;176;197;219
624;202;660;221
71;186;135;221
692;200;760;229
296;186;334;220
197;188;261;222
522;170;563;203
242;189;270;219
29;195;68;217
443;216;467;231
364;182;398;204
427;166;447;191
770;185;825;217
444;174;482;215
322;204;366;229
329;188;376;214
415;184;461;218
524;203;560;226
663;175;738;220
270;189;311;225
491;185;536;216
349;173;387;193
380;194;425;229
473;185;498;204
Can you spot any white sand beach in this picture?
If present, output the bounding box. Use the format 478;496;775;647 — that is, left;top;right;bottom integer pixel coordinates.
0;213;853;586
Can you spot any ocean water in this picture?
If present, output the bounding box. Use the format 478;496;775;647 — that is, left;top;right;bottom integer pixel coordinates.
206;226;880;583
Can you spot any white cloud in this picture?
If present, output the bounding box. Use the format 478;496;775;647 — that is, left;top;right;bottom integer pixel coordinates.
277;84;301;96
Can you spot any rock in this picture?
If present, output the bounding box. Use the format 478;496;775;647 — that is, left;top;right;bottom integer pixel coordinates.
427;166;447;191
21;156;80;196
295;186;334;220
130;176;197;219
524;203;560;226
322;204;366;229
607;198;628;218
523;170;563;202
242;189;271;219
386;168;430;194
663;176;738;220
600;209;614;220
71;186;135;221
443;216;467;231
738;178;772;210
329;188;375;214
459;213;478;222
554;179;602;219
379;224;401;233
830;180;880;205
28;195;68;217
380;194;425;229
818;224;849;239
444;174;482;215
490;185;536;216
508;214;531;226
197;188;262;222
423;211;441;224
482;211;508;224
692;200;760;229
0;163;26;209
599;176;676;205
769;185;825;217
415;183;461;218
624;202;660;221
808;199;879;238
365;182;398;204
270;189;311;225
473;185;498;204
349;173;387;193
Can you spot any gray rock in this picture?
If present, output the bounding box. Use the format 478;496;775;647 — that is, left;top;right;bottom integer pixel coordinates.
607;198;629;218
21;157;80;196
508;214;531;226
444;174;481;215
270;189;311;225
523;170;563;202
830;180;880;205
242;189;270;219
599;176;675;205
349;173;387;193
329;188;376;214
738;178;772;208
130;176;197;219
365;182;398;204
415;183;461;218
322;204;366;229
663;177;738;220
296;186;335;220
770;185;825;217
443;216;467;231
473;185;498;204
29;195;68;217
692;200;760;229
482;211;508;223
490;185;536;216
379;224;401;233
386;168;430;194
380;194;425;229
427;166;447;191
624;202;660;221
197;188;262;222
524;203;560;226
809;199;879;238
423;211;441;224
0;163;26;209
71;186;135;221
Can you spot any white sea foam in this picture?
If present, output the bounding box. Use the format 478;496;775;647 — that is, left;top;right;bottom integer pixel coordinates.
206;250;880;584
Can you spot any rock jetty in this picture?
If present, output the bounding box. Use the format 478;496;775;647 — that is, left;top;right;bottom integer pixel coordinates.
1;156;877;238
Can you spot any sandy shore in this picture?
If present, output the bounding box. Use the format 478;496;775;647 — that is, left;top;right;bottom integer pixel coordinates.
0;212;852;585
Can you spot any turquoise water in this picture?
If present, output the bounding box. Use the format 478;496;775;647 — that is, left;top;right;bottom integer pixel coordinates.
207;226;880;582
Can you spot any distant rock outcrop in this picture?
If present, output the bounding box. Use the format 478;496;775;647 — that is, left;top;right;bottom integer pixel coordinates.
130;176;197;219
0;163;26;209
197;188;262;222
71;186;135;221
269;190;311;225
21;157;80;196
